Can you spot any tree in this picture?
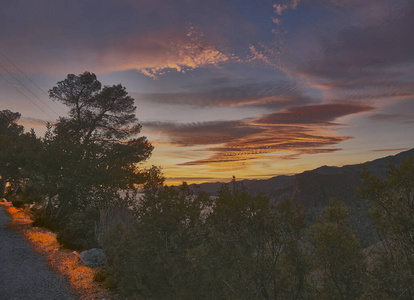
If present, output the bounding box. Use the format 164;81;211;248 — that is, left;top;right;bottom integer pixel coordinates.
358;158;414;299
194;180;309;299
310;198;366;300
0;110;41;199
100;182;211;299
39;72;153;226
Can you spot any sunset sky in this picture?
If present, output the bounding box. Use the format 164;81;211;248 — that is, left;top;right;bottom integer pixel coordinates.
1;0;413;184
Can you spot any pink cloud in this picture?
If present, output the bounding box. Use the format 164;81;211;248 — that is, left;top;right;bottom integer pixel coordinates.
145;103;373;168
97;27;231;78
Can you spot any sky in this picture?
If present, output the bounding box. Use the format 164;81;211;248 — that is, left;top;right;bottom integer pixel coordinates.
1;0;413;185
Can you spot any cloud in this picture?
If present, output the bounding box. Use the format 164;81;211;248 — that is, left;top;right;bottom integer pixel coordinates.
255;103;374;125
299;2;414;83
179;126;349;166
369;113;414;123
19;117;50;127
139;80;315;108
146;103;372;168
0;1;235;77
248;44;281;68
371;148;409;152
273;0;302;16
76;27;231;78
143;120;265;146
131;27;231;78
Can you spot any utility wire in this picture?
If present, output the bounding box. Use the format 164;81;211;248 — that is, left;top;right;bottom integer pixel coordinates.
0;72;52;118
0;50;67;113
0;50;49;98
0;63;60;115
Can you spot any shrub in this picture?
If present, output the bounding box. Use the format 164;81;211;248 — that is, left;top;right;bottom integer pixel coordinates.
93;269;108;283
11;196;26;208
31;206;57;230
56;208;100;250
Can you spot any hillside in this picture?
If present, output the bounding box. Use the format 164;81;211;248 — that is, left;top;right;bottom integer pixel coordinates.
191;148;414;246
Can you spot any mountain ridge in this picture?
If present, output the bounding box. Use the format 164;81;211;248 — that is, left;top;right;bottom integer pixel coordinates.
191;148;414;198
190;148;414;246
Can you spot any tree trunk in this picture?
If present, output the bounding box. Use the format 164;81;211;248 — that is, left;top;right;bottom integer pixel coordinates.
0;176;6;199
10;182;20;198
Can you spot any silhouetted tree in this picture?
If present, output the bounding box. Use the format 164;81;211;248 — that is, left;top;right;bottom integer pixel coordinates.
40;72;153;226
358;158;414;299
193;181;309;299
101;182;211;299
310;198;366;300
0;110;41;199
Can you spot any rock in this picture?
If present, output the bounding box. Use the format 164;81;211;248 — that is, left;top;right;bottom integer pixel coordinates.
78;248;105;267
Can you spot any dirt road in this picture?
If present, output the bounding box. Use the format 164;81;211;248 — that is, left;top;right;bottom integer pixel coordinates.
0;207;77;300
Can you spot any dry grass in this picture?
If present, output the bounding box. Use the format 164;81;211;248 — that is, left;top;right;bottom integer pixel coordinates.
0;202;113;300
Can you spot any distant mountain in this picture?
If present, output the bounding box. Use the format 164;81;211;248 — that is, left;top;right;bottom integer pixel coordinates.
190;148;414;246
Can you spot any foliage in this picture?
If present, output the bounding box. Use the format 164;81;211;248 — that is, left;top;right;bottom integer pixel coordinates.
310;198;366;300
0;110;42;198
358;157;414;299
100;179;312;299
194;181;309;299
11;197;26;208
56;208;100;250
100;182;211;299
36;72;152;229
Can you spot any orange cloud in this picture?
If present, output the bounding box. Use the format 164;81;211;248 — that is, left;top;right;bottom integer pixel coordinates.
145;103;372;169
179;127;349;167
5;27;231;78
134;27;231;78
96;27;231;78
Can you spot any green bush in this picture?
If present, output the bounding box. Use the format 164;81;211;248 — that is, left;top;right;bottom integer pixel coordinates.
56;208;100;250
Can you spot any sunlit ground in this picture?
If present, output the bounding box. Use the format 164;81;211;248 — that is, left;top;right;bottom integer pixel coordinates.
0;202;112;300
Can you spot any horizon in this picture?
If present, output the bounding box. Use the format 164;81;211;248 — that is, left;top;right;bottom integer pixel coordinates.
1;1;414;185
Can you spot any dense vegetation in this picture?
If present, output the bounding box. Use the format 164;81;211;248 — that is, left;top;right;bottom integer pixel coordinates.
99;165;414;299
1;72;413;299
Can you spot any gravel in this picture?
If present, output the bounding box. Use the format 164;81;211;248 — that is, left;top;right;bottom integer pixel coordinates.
0;207;78;300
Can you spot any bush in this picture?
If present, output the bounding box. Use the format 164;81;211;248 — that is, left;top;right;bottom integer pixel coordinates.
11;196;26;208
19;184;44;204
93;269;108;283
30;206;57;230
56;208;100;250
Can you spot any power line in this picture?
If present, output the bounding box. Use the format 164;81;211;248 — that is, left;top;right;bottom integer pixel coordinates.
0;72;52;118
0;50;67;113
0;63;60;115
0;50;49;98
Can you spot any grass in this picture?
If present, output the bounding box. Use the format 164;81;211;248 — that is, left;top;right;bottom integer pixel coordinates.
0;201;113;299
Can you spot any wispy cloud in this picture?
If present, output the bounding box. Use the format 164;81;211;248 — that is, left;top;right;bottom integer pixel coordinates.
145;103;373;168
138;80;315;108
19;117;50;127
299;2;414;85
135;27;231;78
371;148;409;152
87;27;232;78
369;113;414;123
143;120;264;146
256;103;373;125
0;1;236;77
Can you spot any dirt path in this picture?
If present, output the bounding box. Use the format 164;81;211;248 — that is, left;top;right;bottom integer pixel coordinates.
0;207;77;300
